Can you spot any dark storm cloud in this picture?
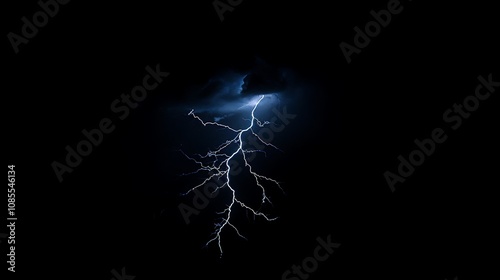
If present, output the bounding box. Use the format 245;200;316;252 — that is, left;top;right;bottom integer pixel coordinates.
170;59;295;118
240;63;287;96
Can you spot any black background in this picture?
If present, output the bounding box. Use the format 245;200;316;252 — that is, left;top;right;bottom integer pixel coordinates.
3;0;498;280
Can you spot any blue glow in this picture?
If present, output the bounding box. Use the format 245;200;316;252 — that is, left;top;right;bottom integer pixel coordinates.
238;74;247;94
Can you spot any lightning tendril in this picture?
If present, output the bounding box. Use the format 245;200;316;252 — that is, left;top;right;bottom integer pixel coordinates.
181;95;282;257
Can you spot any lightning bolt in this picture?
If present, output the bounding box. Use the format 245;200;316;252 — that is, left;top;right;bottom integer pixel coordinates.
181;95;282;257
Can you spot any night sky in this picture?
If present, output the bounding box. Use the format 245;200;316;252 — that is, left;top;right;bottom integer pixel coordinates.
4;1;499;280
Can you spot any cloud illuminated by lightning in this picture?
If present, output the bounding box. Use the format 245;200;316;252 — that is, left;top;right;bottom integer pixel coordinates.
181;94;282;257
